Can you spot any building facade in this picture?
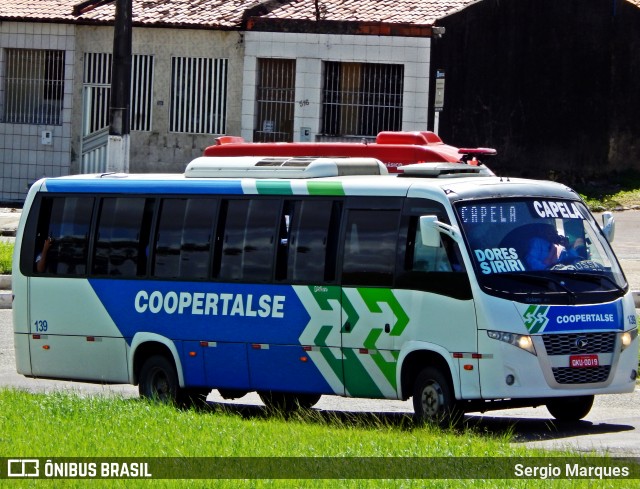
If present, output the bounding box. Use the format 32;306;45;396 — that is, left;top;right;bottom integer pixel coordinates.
0;0;468;203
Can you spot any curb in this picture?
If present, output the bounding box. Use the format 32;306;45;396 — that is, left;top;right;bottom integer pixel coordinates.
0;291;10;309
0;275;11;309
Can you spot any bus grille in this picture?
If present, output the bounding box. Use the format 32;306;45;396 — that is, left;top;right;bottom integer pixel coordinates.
551;365;611;384
543;332;616;384
542;332;616;355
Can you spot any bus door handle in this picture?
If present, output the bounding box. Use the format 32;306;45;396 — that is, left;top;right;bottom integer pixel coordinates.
384;323;390;333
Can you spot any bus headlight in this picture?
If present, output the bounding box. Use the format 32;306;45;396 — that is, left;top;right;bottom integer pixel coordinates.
487;330;537;356
621;328;638;352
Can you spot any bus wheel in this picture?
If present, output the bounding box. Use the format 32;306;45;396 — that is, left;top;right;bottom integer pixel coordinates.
139;355;179;403
258;391;321;411
412;367;463;427
546;395;594;422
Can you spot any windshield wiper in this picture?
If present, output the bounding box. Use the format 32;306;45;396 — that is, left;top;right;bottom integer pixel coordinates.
490;272;577;302
550;270;626;294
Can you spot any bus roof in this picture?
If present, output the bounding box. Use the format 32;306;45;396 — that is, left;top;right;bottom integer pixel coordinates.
34;156;577;203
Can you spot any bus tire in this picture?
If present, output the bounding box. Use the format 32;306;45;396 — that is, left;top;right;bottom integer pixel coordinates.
138;355;179;404
258;391;321;411
412;367;463;428
546;395;594;422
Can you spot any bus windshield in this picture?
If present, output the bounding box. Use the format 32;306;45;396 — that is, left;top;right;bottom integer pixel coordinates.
454;199;627;303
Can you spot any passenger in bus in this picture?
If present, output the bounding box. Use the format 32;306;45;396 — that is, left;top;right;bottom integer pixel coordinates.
524;229;586;271
35;236;54;273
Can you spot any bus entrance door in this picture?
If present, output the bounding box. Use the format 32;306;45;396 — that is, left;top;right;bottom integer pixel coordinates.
341;288;402;399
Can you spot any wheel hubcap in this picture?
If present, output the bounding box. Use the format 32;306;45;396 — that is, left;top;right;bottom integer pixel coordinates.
421;381;444;417
151;369;170;400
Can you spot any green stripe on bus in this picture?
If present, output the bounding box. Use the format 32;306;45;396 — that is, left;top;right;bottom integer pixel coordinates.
256;180;293;195
342;349;384;398
307;181;345;196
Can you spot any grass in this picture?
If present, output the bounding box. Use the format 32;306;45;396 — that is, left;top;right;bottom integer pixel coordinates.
0;388;636;488
0;241;11;274
574;172;640;211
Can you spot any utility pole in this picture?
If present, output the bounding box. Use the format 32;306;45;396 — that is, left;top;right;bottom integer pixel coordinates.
74;0;132;173
106;0;132;173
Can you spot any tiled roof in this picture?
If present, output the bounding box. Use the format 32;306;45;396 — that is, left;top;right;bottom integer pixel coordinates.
261;0;479;25
0;0;256;28
2;1;637;29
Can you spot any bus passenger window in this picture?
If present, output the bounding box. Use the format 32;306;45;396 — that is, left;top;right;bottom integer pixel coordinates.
342;210;400;287
285;200;338;283
218;199;280;282
93;197;154;277
153;198;217;280
32;196;94;275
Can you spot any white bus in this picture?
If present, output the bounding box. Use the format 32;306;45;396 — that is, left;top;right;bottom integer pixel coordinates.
12;157;639;425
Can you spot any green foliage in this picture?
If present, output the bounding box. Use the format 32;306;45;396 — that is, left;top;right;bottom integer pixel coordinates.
0;241;12;275
0;389;631;488
574;171;640;211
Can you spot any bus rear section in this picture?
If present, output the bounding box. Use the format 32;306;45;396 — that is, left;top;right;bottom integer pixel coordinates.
12;156;638;425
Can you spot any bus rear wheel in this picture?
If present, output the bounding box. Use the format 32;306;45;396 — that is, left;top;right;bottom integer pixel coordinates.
139;355;179;403
258;391;321;411
412;367;463;428
546;395;594;422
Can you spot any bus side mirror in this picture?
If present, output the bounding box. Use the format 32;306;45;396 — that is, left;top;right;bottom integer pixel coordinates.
601;211;615;242
419;215;443;247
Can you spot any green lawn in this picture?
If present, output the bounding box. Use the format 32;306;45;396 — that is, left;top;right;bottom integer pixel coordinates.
0;389;636;488
0;241;11;274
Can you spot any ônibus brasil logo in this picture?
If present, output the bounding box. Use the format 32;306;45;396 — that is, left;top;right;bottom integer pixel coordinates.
523;305;550;333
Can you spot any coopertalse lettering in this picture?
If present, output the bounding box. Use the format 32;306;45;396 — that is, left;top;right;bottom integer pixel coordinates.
556;313;614;324
134;290;285;318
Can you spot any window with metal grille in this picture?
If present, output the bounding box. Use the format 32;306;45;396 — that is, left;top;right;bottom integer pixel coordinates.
170;56;227;134
82;53;154;134
2;48;64;125
321;62;404;138
254;58;296;142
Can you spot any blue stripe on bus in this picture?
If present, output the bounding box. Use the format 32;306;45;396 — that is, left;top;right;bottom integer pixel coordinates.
89;279;335;393
44;178;245;194
88;279;311;344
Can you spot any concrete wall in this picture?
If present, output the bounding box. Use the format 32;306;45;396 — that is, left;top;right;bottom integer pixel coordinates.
242;32;432;142
73;25;244;175
0;23;244;204
0;22;75;203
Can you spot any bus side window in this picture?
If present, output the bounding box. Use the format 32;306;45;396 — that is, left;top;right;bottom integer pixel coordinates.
218;198;280;282
92;197;154;277
283;199;339;283
406;216;463;273
411;220;461;273
153;198;217;280
341;209;400;287
32;196;94;276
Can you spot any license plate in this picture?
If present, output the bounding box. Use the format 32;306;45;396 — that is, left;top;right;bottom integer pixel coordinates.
570;354;599;368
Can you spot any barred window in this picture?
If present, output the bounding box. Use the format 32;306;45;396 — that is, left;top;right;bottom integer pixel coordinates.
3;48;65;125
321;62;404;138
254;58;296;142
82;53;154;134
170;57;228;134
